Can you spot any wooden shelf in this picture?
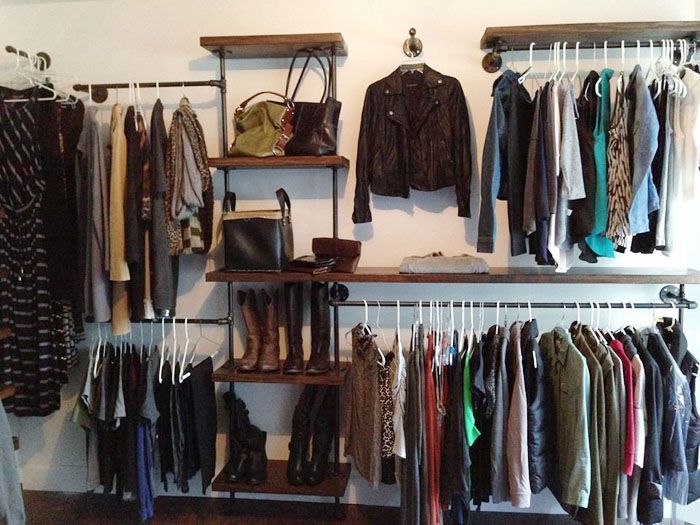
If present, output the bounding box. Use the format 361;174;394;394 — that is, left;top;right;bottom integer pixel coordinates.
200;33;348;58
209;156;349;170
0;385;16;401
481;21;700;51
213;360;350;385
0;327;11;342
207;267;700;285
212;460;350;497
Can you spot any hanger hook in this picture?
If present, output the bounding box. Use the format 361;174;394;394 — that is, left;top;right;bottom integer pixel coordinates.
604;40;608;68
529;42;535;67
575;301;581;325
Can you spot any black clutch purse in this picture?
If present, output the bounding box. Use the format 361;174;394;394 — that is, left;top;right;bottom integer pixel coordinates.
222;189;294;272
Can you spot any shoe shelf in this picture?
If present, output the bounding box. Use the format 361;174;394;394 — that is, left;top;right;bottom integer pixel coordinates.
200;33;348;59
213;360;350;386
212;460;351;498
209;156;350;170
206;266;700;284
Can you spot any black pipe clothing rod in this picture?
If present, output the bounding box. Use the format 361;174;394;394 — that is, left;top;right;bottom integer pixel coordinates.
73;79;223;91
330;301;697;309
85;317;230;325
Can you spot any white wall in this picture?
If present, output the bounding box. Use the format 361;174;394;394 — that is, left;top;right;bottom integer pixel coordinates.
1;0;699;520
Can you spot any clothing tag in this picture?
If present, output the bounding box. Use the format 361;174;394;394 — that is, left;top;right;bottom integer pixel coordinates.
532;349;538;369
566;209;573;216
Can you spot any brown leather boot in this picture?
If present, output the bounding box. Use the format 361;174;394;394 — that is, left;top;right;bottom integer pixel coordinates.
257;289;280;372
283;282;304;374
306;282;330;374
238;289;262;372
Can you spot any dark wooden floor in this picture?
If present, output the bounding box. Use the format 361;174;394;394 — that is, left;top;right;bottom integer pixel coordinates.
22;490;582;524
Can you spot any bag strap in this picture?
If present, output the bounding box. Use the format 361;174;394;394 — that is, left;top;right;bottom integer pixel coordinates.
223;192;236;212
236;91;293;113
285;48;328;103
276;188;291;215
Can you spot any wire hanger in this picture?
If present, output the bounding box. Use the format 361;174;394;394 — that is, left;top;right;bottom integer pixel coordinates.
158;318;167;383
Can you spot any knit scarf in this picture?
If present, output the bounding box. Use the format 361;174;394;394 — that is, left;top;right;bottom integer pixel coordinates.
165;97;212;255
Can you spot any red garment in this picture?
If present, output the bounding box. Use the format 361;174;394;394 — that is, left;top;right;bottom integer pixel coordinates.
424;333;440;525
610;339;635;476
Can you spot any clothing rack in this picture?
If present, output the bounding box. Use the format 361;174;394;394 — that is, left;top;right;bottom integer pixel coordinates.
479;20;700;71
330;300;697;309
85;317;230;325
5;45;51;70
72;79;225;103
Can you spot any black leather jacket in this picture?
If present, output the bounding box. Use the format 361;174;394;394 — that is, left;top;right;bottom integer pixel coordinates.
352;66;474;223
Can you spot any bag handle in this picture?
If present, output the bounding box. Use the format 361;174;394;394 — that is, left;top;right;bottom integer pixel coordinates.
276;188;291;215
223;192;236;212
285;48;328;103
236;91;293;114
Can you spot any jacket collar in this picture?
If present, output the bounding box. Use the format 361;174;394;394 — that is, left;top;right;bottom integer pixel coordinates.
382;64;446;95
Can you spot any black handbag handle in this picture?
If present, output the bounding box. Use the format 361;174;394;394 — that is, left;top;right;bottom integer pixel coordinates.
285;48;328;103
223;189;289;214
276;188;291;215
223;191;236;212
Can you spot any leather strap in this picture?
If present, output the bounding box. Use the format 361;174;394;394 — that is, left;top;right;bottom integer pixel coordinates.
236;91;293;113
276;188;291;215
285;48;328;103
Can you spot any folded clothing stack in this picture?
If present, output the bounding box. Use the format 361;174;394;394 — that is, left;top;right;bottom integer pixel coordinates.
399;252;490;274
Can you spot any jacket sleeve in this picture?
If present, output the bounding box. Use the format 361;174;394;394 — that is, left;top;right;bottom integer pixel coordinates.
453;84;473;219
352;86;374;223
477;94;503;253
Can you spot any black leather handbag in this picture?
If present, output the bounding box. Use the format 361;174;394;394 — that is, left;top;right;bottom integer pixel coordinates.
283;48;341;156
222;189;294;272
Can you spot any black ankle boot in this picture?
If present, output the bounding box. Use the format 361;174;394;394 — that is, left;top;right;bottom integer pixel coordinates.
305;388;336;486
247;426;268;485
287;386;315;485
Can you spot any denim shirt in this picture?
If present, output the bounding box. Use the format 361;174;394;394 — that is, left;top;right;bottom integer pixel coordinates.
626;65;660;234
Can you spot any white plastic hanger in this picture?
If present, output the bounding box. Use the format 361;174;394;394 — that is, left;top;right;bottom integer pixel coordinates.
179;318;193;382
527;301;533;322
518;42;537;86
376;302;387;367
595;41;609;97
171;318;179;384
156;81;160;100
158;318;168;383
617;40;625;94
467;301;475;357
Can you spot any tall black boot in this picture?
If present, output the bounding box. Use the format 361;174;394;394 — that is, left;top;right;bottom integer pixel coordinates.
305;388;336;485
287;386;315;485
283;282;304;374
306;282;330;375
247;426;268;485
223;392;252;483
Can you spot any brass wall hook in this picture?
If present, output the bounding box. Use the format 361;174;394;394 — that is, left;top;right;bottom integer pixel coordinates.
403;28;423;58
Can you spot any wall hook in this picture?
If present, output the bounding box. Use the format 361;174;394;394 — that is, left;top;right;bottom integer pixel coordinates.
403;27;423;58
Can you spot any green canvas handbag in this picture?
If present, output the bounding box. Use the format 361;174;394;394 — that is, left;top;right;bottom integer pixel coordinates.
229;91;295;157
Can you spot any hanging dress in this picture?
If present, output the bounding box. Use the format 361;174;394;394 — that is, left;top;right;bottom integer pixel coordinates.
585;68;616;257
0;89;61;416
605;76;633;249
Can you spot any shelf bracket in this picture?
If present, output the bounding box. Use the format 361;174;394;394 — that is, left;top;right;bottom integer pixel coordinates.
659;285;696;310
329;283;349;302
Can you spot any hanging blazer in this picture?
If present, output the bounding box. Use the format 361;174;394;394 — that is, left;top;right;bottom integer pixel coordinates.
353;66;474;223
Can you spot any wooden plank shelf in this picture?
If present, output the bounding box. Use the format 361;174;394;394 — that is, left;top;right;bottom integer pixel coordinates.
209;156;349;170
207;267;700;285
212;460;350;497
0;327;11;342
200;33;348;58
481;21;700;51
0;385;16;401
213;360;350;385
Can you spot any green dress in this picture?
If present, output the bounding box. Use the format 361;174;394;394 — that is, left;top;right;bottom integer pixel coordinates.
463;335;480;446
585;68;616;257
